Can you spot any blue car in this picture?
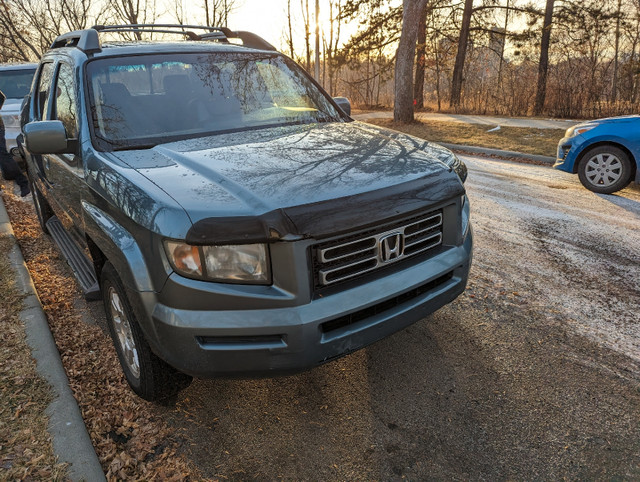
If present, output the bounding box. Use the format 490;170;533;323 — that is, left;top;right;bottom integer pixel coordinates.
554;115;640;194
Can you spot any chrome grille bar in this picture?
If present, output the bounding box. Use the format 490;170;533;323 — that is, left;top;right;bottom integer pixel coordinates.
319;238;376;263
314;211;444;287
405;231;441;248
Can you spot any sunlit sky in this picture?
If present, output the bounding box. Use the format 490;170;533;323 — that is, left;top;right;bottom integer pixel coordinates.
168;0;535;54
194;0;372;51
227;0;293;46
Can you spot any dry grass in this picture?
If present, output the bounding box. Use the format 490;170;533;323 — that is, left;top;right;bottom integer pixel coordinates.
3;190;203;480
364;118;564;157
0;195;68;479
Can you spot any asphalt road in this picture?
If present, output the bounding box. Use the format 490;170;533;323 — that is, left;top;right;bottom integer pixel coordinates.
140;157;639;479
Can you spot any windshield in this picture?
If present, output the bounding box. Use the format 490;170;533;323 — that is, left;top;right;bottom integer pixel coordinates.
0;68;36;100
86;52;343;150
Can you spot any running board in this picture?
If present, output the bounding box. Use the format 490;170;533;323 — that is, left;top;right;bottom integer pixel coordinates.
46;217;101;301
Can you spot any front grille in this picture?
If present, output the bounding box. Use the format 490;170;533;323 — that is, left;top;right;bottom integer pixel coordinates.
312;210;443;289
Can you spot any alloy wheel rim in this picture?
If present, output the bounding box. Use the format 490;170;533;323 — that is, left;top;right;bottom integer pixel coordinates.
108;287;140;379
585;153;623;187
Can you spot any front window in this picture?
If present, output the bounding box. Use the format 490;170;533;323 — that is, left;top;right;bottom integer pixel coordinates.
37;63;55;120
0;68;36;100
86;53;343;151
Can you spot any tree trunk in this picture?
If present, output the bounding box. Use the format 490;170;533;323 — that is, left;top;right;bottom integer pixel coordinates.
302;0;311;72
612;0;622;103
434;35;441;111
286;0;295;59
315;0;320;80
394;0;429;123
495;0;509;110
533;0;555;116
413;5;428;110
449;0;474;109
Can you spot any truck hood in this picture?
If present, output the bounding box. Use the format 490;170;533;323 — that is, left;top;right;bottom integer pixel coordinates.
112;122;464;243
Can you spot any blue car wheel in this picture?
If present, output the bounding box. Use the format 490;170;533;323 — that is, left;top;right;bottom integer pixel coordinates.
577;145;633;194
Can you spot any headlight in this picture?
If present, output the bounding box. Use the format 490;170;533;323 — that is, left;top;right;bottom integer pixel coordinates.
461;194;470;237
444;153;467;183
165;241;270;284
565;123;598;138
1;114;20;128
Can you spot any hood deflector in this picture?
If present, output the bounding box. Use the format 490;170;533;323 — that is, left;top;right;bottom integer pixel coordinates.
185;172;464;245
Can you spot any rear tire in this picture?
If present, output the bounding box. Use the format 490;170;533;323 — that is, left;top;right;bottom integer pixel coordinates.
28;174;53;234
577;145;633;194
101;262;192;401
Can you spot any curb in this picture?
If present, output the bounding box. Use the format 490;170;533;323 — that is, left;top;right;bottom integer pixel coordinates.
0;196;105;481
438;142;556;165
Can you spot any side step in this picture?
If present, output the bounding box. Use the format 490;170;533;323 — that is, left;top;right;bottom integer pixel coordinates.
46;217;101;301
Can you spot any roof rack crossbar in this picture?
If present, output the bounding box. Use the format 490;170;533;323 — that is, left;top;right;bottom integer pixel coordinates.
93;24;230;34
49;24;277;54
92;27;221;41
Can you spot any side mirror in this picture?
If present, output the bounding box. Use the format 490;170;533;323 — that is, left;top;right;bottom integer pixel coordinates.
23;120;72;155
333;97;351;116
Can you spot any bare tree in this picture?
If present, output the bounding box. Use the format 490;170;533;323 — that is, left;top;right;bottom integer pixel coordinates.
0;0;103;60
284;0;296;59
323;0;343;94
413;4;429;109
533;0;555;115
301;0;312;71
106;0;160;39
202;0;237;26
0;2;43;60
612;0;623;102
449;0;474;109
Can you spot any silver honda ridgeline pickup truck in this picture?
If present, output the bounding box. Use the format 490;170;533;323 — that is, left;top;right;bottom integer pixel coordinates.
22;25;472;401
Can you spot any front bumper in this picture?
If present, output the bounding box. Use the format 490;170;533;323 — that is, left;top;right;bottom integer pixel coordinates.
139;230;473;378
554;136;582;173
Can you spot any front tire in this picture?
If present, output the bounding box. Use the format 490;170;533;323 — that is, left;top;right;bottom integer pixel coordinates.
577;145;633;194
101;262;192;401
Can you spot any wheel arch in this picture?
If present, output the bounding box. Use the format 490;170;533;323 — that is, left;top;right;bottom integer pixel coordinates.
81;201;155;293
83;203;174;366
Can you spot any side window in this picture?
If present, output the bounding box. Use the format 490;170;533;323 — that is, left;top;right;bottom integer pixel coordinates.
55;63;78;139
37;62;55;120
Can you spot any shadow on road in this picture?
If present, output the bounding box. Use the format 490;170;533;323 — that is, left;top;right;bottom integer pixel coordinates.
596;191;640;216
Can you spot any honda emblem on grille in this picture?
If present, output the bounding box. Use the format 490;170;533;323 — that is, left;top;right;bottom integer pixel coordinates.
379;232;404;263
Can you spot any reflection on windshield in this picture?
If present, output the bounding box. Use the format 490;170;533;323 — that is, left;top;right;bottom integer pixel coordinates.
87;53;342;150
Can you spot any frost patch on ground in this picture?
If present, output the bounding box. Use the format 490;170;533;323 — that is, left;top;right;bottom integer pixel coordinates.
463;155;640;364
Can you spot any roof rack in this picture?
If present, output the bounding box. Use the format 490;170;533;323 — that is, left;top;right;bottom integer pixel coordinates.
49;24;278;53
